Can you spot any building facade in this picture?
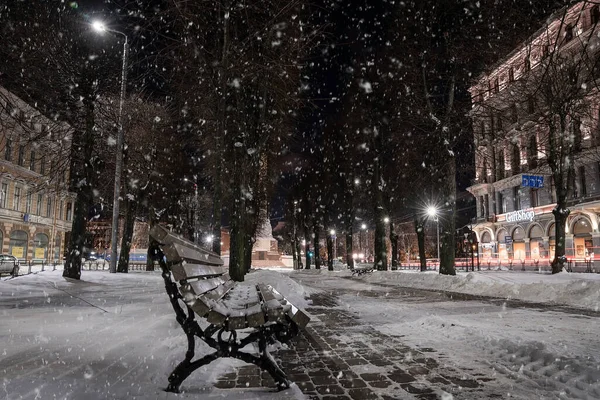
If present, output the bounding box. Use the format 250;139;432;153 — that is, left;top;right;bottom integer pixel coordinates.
467;2;600;264
0;87;75;262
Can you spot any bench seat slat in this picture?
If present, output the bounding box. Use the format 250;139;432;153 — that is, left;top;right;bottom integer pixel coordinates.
257;284;285;321
171;262;228;281
186;275;229;296
267;285;311;328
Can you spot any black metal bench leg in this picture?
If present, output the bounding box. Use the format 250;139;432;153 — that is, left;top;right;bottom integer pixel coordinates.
166;351;220;393
235;350;290;390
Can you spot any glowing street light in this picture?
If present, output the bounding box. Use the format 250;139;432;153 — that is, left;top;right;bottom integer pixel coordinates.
384;217;390;224
93;20;129;274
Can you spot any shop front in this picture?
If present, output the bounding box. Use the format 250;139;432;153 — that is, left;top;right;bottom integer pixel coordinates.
512;226;526;260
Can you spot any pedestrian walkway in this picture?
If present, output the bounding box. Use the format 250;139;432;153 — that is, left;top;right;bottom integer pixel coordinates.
215;282;494;399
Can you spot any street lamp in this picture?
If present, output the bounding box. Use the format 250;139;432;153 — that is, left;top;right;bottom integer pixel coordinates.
330;229;336;260
427;206;440;261
93;20;129;274
383;217;390;224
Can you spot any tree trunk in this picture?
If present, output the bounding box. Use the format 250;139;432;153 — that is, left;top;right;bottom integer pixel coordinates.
313;221;321;270
390;221;399;270
346;230;354;269
146;208;156;271
415;218;427;272
117;195;135;273
243;236;254;273
295;233;303;269
63;83;95;280
212;0;231;256
327;234;334;271
229;147;245;282
372;160;387;271
551;202;570;274
439;156;457;275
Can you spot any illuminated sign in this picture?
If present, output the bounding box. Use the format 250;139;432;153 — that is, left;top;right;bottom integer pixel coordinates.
505;209;535;223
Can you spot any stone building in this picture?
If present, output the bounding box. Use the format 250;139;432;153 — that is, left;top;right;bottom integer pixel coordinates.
0;87;75;262
467;2;600;264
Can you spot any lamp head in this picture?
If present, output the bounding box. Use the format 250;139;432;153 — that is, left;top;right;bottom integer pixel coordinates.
361;223;367;230
330;229;336;236
427;206;438;217
91;20;106;33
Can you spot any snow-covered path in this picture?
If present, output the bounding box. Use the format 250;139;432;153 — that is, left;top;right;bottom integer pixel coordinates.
1;268;599;399
291;270;600;399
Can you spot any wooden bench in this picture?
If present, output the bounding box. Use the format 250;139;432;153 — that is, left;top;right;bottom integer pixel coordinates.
350;263;375;276
149;225;310;393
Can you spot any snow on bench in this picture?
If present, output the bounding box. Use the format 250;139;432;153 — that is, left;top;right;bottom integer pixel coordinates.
149;225;309;393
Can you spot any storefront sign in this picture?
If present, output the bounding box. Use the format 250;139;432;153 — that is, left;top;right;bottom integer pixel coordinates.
506;209;535;223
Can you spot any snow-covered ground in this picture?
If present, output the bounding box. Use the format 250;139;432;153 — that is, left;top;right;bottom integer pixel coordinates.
1;267;599;399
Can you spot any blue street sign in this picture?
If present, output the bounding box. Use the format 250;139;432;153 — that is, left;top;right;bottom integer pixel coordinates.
505;236;513;244
521;175;544;188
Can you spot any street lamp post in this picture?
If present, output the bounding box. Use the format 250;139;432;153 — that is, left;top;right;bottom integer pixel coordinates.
427;206;440;261
92;21;129;274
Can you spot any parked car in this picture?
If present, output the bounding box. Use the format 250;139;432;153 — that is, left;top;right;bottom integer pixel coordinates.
0;254;20;277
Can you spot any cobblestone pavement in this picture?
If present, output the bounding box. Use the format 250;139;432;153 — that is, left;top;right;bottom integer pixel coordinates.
215;280;497;399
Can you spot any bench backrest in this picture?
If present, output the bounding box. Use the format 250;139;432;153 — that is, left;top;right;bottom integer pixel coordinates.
150;225;226;281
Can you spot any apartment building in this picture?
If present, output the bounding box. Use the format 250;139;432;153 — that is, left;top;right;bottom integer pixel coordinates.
467;2;600;263
0;87;75;262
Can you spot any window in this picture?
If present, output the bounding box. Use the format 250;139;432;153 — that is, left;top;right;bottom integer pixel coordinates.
497;150;505;180
512;144;521;174
17;145;25;167
528;135;538;169
46;197;52;218
565;24;574;42
569;168;578;198
494;78;499;93
29;151;36;170
36;194;42;215
40;155;45;175
572;120;582;151
497;192;505;214
484;194;490;218
66;202;72;221
479;196;485;217
513;186;521;210
59;200;64;220
4;139;12;161
527;97;535;114
524;57;531;72
0;183;7;208
592;5;600;25
25;192;32;214
478;92;484;103
508;67;514;82
579;166;587;197
496;113;503;131
530;188;540;208
542;44;549;58
480;121;486;139
13;186;21;211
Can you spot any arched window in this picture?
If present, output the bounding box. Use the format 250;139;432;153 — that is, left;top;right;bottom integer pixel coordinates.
512;227;525;241
9;230;28;259
481;231;491;243
591;5;600;25
528;135;538;169
564;24;574;42
33;233;49;260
